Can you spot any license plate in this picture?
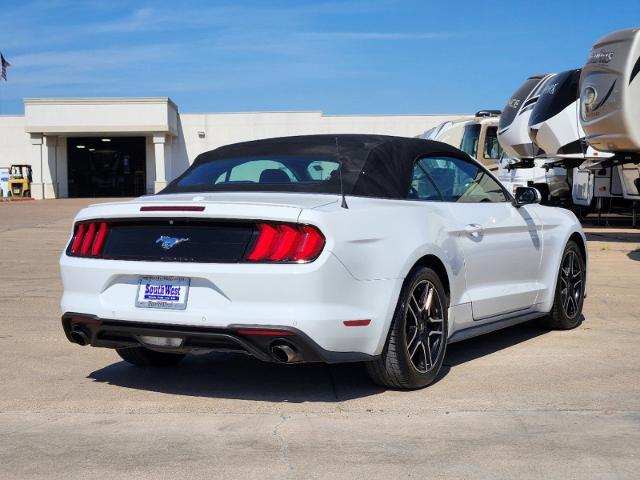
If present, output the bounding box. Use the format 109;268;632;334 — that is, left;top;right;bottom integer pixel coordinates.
136;276;190;310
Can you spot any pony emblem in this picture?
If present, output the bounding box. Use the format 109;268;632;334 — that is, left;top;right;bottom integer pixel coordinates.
156;236;190;250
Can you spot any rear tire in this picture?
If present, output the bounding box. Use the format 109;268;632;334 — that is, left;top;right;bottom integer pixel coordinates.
540;240;585;330
366;267;448;389
116;346;185;367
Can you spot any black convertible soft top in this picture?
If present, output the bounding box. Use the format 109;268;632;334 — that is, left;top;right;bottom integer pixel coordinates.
161;134;469;199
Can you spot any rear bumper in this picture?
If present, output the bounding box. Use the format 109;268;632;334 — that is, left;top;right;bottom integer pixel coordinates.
60;252;403;356
62;314;378;363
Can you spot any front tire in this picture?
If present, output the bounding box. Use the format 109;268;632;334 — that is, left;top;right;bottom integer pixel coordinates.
541;240;586;330
116;346;185;367
366;267;448;389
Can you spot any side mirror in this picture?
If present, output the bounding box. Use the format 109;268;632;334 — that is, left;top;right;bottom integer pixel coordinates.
513;186;541;207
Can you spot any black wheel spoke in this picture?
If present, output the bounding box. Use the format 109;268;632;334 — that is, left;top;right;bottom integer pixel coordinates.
407;326;419;351
405;280;444;374
410;339;422;359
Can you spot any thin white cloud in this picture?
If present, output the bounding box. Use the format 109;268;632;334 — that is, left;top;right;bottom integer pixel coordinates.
303;31;462;40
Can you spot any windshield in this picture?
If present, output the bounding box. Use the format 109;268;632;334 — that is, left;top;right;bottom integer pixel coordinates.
483;126;503;159
529;69;580;126
499;77;542;130
460;124;481;157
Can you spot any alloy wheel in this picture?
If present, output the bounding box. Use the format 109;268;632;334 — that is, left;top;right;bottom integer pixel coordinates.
559;250;583;319
405;280;444;373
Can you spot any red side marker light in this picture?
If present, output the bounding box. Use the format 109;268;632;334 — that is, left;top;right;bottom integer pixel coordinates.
343;320;371;327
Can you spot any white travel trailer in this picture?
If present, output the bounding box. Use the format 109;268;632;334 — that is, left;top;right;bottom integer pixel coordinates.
579;27;640;204
420;111;502;172
526;68;616;210
497;73;570;204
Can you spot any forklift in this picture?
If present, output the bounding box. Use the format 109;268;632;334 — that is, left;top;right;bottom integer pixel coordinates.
8;164;32;198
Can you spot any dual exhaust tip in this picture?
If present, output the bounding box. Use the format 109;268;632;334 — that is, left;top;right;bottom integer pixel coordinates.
270;343;302;363
69;327;89;346
70;325;303;363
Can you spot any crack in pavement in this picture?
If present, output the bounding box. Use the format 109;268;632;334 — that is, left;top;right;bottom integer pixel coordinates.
273;414;293;478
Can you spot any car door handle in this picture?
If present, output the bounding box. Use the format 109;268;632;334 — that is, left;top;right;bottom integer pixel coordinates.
464;224;484;237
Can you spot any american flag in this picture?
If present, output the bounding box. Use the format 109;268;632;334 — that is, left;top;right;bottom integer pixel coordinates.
1;53;10;81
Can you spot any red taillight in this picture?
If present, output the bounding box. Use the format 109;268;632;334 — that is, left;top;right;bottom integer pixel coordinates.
70;223;86;254
292;225;325;262
245;222;325;263
246;223;279;261
91;223;108;256
69;222;110;258
269;225;300;261
80;223;96;256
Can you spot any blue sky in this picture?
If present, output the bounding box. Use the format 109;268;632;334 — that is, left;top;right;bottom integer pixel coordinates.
0;0;638;115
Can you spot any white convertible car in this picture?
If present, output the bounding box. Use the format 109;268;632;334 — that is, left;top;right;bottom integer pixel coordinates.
60;135;587;389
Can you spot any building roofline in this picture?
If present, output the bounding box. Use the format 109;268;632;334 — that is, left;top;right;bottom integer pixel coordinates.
24;97;178;110
180;110;471;117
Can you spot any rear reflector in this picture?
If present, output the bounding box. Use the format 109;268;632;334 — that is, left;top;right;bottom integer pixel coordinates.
140;206;205;212
245;222;325;263
343;320;371;327
236;329;295;336
66;315;101;325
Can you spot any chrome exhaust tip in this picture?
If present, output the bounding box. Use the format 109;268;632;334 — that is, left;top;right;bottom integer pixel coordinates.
270;343;302;363
69;328;89;346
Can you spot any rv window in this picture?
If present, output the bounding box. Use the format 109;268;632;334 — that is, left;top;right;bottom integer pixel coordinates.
460;124;481;158
483;127;503;159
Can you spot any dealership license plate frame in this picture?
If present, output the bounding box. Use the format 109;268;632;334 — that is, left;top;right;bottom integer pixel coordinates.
135;275;190;310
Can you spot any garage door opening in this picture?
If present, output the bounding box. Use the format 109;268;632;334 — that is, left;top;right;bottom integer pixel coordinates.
67;137;146;197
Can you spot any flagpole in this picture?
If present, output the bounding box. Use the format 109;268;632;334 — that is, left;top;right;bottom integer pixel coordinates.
0;51;10;114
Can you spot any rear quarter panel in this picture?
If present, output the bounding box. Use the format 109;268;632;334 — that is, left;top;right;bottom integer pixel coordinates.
299;197;469;307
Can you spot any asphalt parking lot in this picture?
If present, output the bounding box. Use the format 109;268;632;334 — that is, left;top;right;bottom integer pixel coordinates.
1;198;639;479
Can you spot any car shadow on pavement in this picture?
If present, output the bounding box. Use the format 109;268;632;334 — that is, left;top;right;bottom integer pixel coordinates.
88;321;549;402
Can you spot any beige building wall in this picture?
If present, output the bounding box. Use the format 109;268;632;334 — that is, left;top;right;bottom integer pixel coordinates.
0;99;467;199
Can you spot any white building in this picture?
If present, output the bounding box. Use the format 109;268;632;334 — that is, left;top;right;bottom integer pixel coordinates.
0;97;465;199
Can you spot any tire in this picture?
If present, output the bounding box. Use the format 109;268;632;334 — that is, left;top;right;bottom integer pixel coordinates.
540;240;586;330
116;346;185;367
366;267;448;389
